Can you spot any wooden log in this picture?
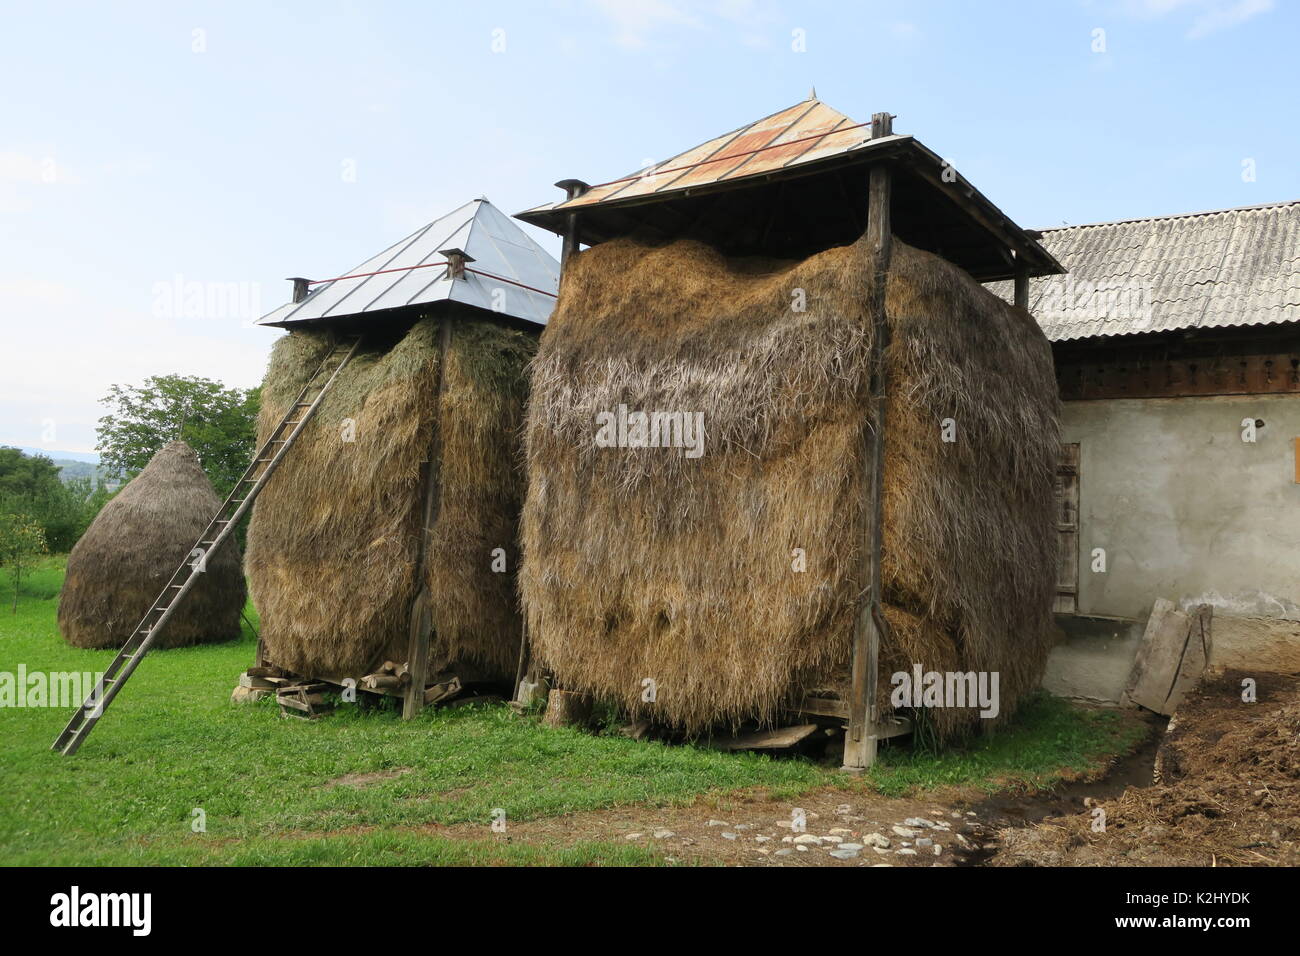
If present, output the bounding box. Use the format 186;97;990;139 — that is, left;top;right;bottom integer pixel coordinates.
403;319;451;719
424;676;462;706
362;673;407;691
844;121;894;774
542;689;592;728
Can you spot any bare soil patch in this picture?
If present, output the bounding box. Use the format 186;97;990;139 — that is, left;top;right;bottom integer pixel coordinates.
988;672;1300;867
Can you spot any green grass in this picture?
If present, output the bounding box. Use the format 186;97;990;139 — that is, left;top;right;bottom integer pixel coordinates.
0;557;1146;865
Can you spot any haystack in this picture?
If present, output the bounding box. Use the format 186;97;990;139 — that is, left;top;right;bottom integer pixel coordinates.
520;232;1060;739
59;441;245;649
245;315;534;681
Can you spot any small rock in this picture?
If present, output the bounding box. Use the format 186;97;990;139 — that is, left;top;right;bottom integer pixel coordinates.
965;811;976;817
829;827;852;835
949;811;963;819
829;848;860;860
756;848;769;855
792;834;822;845
653;829;675;840
781;835;792;843
822;835;843;843
863;832;891;848
754;835;771;843
932;845;942;856
892;826;918;838
706;819;729;827
721;832;738;841
904;817;937;829
915;837;934;848
625;832;644;840
733;824;752;831
896;848;918;856
774;848;793;856
838;843;864;852
835;804;852;815
796;844;809;852
872;863;893;867
872;846;890;855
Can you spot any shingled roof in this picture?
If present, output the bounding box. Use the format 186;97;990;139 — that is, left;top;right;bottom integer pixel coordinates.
991;200;1300;341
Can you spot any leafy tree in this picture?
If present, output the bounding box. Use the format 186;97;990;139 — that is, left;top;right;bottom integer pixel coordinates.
0;448;109;552
96;376;260;498
0;512;47;612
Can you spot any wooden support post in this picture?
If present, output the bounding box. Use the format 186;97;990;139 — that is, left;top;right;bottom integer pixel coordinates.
554;179;590;274
1014;258;1029;310
439;247;475;280
843;121;894;773
402;319;453;719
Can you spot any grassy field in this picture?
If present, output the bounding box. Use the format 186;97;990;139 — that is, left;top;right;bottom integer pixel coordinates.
0;557;1146;866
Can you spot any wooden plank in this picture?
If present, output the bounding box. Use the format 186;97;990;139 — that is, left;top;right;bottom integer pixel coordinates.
712;724;818;752
1294;437;1299;484
843;120;893;774
1054;443;1080;614
1124;600;1213;715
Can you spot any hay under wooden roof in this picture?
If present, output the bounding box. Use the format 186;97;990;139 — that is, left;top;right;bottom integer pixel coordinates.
520;233;1061;739
58;440;245;649
245;314;534;682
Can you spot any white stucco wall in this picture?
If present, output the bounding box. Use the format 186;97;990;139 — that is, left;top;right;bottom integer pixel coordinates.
1062;394;1300;623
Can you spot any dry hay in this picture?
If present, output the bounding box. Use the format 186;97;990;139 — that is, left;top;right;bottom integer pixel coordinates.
992;672;1300;866
520;232;1059;739
245;315;534;680
58;440;245;649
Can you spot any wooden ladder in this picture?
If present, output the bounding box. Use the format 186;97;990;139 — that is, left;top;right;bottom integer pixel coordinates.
51;335;364;755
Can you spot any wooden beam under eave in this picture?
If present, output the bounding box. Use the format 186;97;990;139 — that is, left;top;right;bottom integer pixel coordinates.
1014;260;1029;310
843;136;894;773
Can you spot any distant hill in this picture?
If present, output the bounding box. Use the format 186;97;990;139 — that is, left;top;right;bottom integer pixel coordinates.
3;446;118;484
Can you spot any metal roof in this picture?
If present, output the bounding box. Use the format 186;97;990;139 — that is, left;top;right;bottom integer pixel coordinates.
515;96;1063;282
258;198;560;328
989;200;1300;341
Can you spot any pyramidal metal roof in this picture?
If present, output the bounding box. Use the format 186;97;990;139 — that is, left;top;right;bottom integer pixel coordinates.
516;96;1062;282
258;198;560;328
533;97;872;211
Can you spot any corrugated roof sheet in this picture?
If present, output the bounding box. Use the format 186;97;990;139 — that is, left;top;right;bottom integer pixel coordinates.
989;200;1300;340
258;198;559;328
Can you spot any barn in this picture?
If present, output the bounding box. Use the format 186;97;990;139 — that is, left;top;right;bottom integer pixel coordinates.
990;200;1300;701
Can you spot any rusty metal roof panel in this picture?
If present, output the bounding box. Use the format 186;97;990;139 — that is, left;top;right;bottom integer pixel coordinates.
258;198;559;328
548;98;864;209
988;200;1300;340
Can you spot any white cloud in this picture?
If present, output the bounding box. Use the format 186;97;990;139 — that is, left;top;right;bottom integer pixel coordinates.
586;0;701;49
1118;0;1274;37
1186;0;1274;37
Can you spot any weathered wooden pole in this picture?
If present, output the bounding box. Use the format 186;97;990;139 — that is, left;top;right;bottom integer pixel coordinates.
843;111;895;772
402;318;453;719
1014;257;1029;310
554;179;590;272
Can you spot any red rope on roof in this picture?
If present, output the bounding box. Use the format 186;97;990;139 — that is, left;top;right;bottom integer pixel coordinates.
584;119;875;192
305;261;558;298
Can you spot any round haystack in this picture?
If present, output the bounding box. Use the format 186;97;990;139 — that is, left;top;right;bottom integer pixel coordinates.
58;440;246;649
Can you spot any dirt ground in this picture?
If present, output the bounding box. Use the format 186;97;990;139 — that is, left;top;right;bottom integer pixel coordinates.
989;671;1300;867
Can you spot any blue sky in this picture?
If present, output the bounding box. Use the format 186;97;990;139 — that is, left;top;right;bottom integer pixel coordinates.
2;0;1296;453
